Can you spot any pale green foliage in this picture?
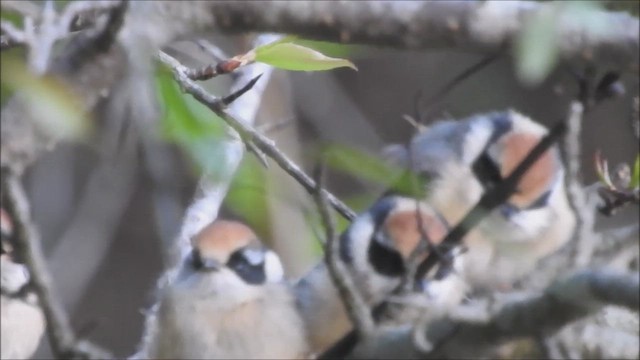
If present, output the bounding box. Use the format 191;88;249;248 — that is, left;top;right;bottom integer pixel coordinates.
631;154;640;189
516;1;606;86
1;56;90;141
254;37;357;72
323;144;426;197
154;64;231;179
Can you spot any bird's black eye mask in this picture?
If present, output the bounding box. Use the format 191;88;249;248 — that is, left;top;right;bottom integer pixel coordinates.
473;153;554;214
470;112;561;213
367;197;406;278
472;152;503;191
470;113;513;190
227;246;267;285
368;231;405;278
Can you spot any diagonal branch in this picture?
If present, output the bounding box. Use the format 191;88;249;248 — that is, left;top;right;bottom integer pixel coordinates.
313;163;375;339
157;51;357;227
164;35;280;267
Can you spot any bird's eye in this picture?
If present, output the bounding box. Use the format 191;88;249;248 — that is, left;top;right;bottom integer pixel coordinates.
368;232;405;278
227;248;266;285
472;153;503;190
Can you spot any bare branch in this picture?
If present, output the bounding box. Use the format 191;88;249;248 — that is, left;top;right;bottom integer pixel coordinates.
350;270;640;359
0;20;26;45
184;50;256;81
207;1;639;72
1;170;111;359
4;0;123;73
562;102;597;268
416;51;501;123
157;50;357;230
313;164;376;338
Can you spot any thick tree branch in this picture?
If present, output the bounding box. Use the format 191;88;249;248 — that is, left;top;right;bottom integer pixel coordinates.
350;269;640;359
207;1;639;72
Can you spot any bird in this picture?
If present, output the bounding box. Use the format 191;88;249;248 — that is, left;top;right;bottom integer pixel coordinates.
294;195;468;355
1;208;45;360
139;219;309;360
389;109;576;290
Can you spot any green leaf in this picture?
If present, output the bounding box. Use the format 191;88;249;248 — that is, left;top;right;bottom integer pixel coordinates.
254;42;357;71
1;56;90;140
225;157;272;236
290;39;360;59
154;64;230;178
515;4;560;86
631;154;640;189
323;144;426;197
1;8;24;27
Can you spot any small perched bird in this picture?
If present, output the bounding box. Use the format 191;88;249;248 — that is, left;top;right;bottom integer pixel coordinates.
295;195;468;355
1;209;45;360
388;110;576;289
141;220;308;360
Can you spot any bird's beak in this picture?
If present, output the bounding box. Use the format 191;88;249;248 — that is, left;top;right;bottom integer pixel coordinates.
191;249;222;272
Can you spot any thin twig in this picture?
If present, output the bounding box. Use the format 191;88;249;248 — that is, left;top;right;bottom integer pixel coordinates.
312;163;375;338
1;170;111;359
3;0;123;73
416;52;502;123
188;39;257;81
195;39;230;63
399;142;440;293
563;102;596;267
184;52;255;81
158;51;356;221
